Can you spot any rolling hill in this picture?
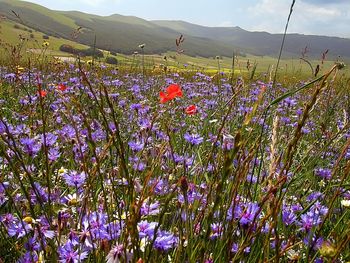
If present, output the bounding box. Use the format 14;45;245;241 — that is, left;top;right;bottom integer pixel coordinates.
0;0;349;59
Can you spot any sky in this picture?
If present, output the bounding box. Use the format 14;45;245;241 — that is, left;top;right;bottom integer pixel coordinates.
23;0;350;38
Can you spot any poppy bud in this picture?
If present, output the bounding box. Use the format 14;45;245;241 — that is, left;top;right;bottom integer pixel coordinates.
185;105;197;115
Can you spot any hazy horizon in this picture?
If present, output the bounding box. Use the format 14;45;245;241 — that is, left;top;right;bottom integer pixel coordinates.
17;0;350;39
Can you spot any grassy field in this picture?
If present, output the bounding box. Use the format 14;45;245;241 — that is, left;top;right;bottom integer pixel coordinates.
1;17;350;263
2;18;348;79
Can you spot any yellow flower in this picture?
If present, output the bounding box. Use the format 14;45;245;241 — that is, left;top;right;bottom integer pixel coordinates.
42;41;49;47
58;167;67;175
23;216;34;224
66;193;80;206
16;65;24;73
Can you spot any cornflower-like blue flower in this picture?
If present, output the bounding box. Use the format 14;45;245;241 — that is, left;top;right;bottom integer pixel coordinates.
236;202;260;226
310;201;328;216
0;120;7;134
306;191;324;202
154;230;178;251
314;168;332;180
0;182;9;205
91;129;106;142
141;200;160;216
30;182;48;204
118;100;127;108
178;189;204;204
7;218;32;238
108;122;117;133
59;124;75;140
138;220;158;239
62;170;86;188
81;211;109;243
132;160;146;171
37;216;55;239
282;97;297;108
149;179;169;195
139;118;151;130
210;222;223;239
13;124;30;136
184;133;204;145
282;207;297;226
18;252;39;263
41;132;58;147
24;236;41;252
58;241;88;263
299;211;322;232
20;137;41;157
128;140;144;152
4;73;16;80
0;213;16;226
48;147;61;161
302;232;323;249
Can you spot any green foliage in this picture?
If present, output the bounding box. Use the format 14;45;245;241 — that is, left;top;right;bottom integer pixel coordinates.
58;44;104;57
105;56;118;65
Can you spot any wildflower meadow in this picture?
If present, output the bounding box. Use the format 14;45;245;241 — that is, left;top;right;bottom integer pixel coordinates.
0;33;350;263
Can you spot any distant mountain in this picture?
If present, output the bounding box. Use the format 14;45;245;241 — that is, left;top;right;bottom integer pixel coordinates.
1;0;349;59
152;20;350;59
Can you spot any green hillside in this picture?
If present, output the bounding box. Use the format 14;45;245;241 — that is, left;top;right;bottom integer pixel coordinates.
0;19;87;51
0;0;349;60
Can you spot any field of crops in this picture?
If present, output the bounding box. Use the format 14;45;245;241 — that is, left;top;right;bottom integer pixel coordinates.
0;47;350;262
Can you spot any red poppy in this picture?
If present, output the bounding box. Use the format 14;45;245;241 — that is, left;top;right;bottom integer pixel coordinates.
185;105;197;115
160;84;183;103
160;91;171;103
57;84;67;91
39;90;47;97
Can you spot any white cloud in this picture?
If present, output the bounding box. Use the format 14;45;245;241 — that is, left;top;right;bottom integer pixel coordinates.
247;0;350;38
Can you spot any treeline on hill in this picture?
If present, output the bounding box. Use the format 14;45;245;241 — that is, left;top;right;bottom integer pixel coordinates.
59;44;104;58
59;44;118;65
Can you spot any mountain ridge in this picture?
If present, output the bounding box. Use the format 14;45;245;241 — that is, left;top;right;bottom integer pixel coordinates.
1;0;349;59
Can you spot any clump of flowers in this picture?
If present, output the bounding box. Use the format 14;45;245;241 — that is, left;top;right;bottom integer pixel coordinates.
159;84;183;103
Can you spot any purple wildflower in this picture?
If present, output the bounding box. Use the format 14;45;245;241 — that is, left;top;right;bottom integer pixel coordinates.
314;168;332;180
62;170;86;188
58;241;88;263
7;219;32;238
30;182;48;204
299;211;322;232
0;182;9;205
237;202;260;226
141;200;160;216
154;230;178;251
306;191;324;202
48;147;61;161
210;223;223;239
184;133;204;145
41;132;58;147
17;252;39;263
128;140;144;152
282;207;297;226
138;220;158;239
20;137;41;156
